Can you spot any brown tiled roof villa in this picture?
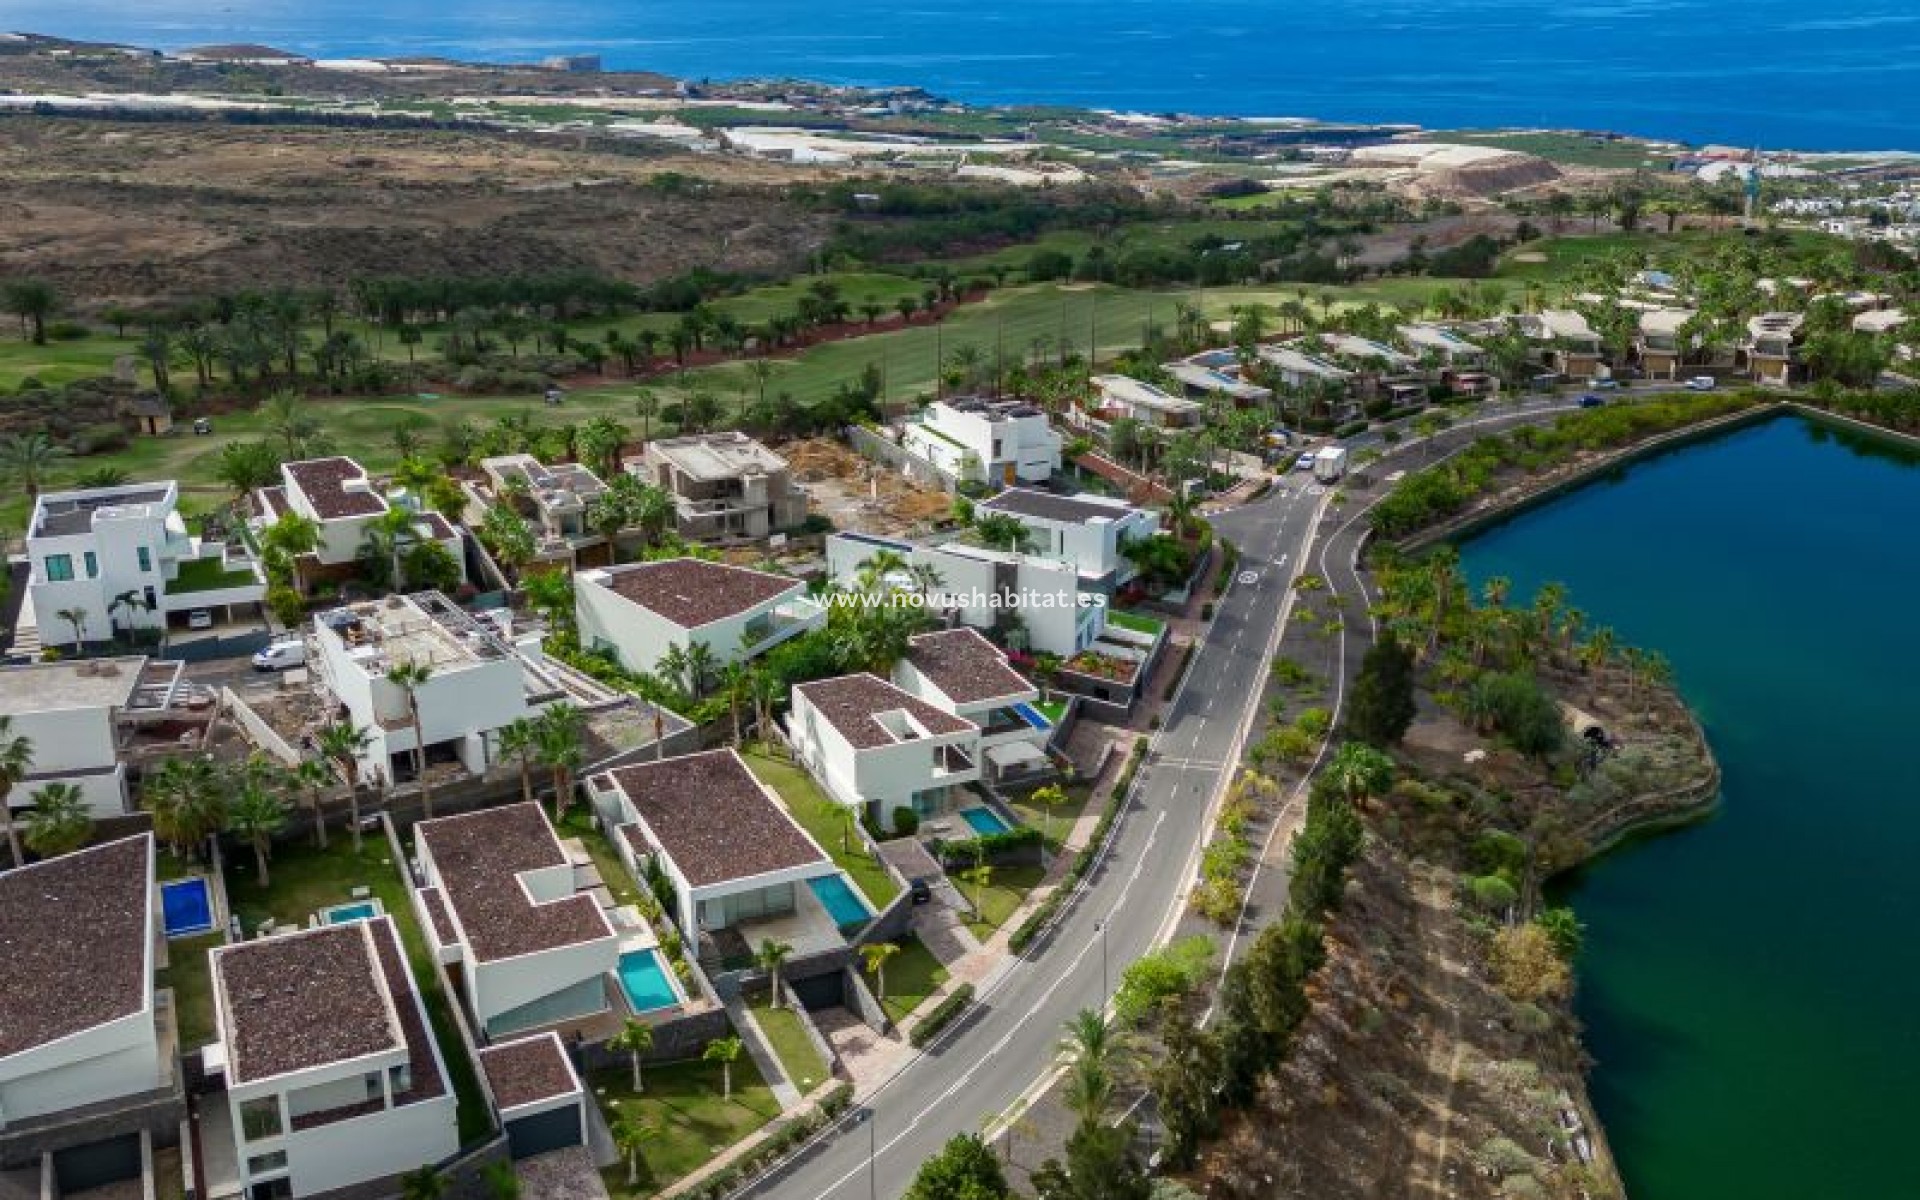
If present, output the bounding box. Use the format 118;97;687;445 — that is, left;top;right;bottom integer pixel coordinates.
608;749;828;887
0;835;153;1060
416;802;612;962
215;922;401;1083
596;558;799;628
478;1033;579;1111
906;628;1034;705
285;457;386;519
795;673;975;749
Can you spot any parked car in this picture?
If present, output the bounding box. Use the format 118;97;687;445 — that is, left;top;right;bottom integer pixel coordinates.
1293;452;1316;471
1589;378;1621;391
1578;393;1608;408
251;639;305;672
192;417;213;435
908;877;933;905
1687;376;1718;391
186;609;214;631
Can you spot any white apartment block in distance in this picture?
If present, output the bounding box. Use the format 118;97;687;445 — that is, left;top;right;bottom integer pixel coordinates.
901;397;1063;486
0;656;185;817
206;918;457;1200
639;432;810;541
413;803;620;1038
28;480;265;646
0;837;168;1164
307;592;568;790
574;558;824;678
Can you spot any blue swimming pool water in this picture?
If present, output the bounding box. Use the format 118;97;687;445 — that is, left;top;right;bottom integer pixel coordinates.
617;949;679;1014
160;878;214;938
322;901;379;925
959;807;1014;837
808;875;872;927
1012;702;1051;730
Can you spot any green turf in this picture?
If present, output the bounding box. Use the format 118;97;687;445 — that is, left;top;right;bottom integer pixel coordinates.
170;556;260;593
748;1000;828;1093
867;934;947;1024
158;931;223;1053
1104;609;1166;636
740;749;900;907
957;863;1046;939
594;1055;781;1196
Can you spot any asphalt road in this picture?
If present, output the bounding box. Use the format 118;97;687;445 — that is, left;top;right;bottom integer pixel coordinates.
743;475;1326;1200
742;392;1594;1200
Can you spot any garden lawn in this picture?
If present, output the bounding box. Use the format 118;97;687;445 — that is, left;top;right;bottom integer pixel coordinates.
870;934;946;1025
748;1001;827;1093
171;556;260;593
741;749;899;906
1032;698;1070;725
594;1056;781;1196
223;835;493;1143
1105;609;1166;636
1009;781;1095;849
958;864;1046;940
158;932;222;1053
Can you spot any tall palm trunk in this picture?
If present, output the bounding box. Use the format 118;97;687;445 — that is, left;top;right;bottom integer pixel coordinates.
411;702;434;819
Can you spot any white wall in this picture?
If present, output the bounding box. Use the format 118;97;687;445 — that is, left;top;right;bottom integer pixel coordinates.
787;691;980;830
825;535;1102;657
0;1009;160;1123
470;936;618;1029
574;573;817;678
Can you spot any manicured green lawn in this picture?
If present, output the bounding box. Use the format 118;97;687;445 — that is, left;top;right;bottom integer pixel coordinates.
223;835;494;1143
1031;698;1070;725
1009;781;1095;848
868;934;947;1025
171;556;260;593
594;1056;781;1196
748;1000;827;1092
957;864;1046;939
1105;608;1166;637
0;333;138;390
159;931;222;1053
741;749;900;907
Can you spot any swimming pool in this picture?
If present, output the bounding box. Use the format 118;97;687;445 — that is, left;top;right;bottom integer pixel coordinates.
1012;702;1052;730
959;806;1014;837
160;878;214;938
320;900;382;925
617;948;680;1014
808;875;872;928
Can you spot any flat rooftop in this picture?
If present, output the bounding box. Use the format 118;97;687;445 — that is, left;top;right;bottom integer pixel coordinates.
0;656;146;717
906;628;1034;706
584;558;800;630
285;457;386;521
319;592;513;677
1090;374;1204;414
649;432;789;481
214;920;404;1084
795;672;976;751
31;484;173;539
1400;323;1483;354
416;802;613;962
0;835;153;1061
478;1033;580;1111
606;748;829;889
980;486;1143;527
482;454;607;511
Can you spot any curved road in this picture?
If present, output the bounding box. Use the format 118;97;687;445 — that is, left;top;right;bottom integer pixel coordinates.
741;394;1590;1200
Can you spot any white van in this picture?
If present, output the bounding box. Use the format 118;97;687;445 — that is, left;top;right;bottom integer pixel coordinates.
251;640;305;672
1686;376;1717;391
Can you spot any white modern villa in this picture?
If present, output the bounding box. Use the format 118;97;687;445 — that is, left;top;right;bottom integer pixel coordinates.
0;656;184;817
900;397;1063;486
975;487;1160;593
788;673;982;831
573;558;824;678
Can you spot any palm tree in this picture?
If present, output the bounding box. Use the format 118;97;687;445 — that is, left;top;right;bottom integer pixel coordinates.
0;718;34;867
315;721;372;851
861;941;901;1005
0;432;70;502
721;662;750;745
611;1112;657;1187
226;763;290;888
972;512;1036;553
961;863;995;917
2;279;57;344
579;415;628;479
1059;1008;1113;1075
385;662;435;818
535;703;587;821
633;389;661;443
683;640;719;699
497;716;541;806
55;606;91;651
1326;742;1394;807
293;757;335;849
703;1036;743;1101
22;782;92;858
609;1017;655;1093
1062;1055;1114;1130
756;938;794;1008
657;643;693;697
142;755;227;861
1029;783;1069;857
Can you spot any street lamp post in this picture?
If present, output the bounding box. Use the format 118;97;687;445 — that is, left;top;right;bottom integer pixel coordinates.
1094;919;1110;996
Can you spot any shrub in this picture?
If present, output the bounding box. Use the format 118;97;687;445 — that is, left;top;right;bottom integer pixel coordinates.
1114;936;1214;1025
936;824;1041;866
266;584;305;628
890;806;920;836
909;983;975;1047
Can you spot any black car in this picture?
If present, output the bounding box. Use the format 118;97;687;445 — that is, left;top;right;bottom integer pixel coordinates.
1578;393;1607;408
908;877;933;904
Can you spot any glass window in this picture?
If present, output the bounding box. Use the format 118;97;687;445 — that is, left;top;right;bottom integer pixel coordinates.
83;552;98;578
137;546;152;572
238;1097;283;1141
363;1071;383;1101
43;554;73;582
387;1064;412;1097
246;1151;288;1176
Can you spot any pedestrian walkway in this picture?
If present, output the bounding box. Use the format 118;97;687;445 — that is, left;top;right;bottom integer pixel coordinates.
723;994;804;1109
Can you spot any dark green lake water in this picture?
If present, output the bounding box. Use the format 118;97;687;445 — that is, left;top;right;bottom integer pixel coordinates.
1457;413;1920;1199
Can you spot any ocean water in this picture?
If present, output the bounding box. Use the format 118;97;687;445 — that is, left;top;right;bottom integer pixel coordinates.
11;0;1920;149
1459;414;1920;1199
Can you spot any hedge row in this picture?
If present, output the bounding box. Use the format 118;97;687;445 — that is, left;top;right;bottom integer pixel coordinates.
677;1082;855;1200
1008;736;1149;953
935;824;1045;865
908;983;976;1048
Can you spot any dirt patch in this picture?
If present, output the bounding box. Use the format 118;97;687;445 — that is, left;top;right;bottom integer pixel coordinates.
782;437;952;537
0;119;830;305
